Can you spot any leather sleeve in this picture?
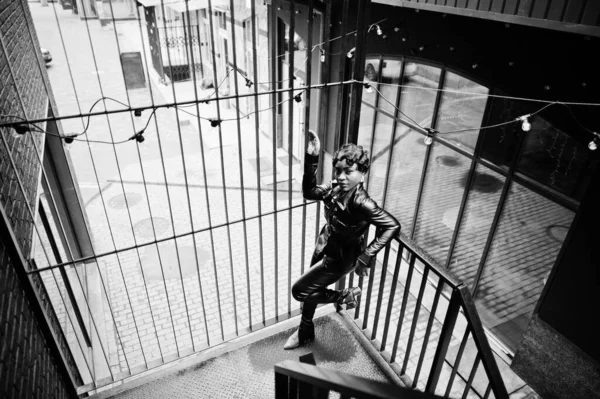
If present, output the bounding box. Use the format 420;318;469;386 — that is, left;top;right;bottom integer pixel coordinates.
302;153;331;200
353;195;401;267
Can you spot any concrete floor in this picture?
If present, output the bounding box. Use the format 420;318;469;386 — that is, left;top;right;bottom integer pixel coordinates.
105;313;392;399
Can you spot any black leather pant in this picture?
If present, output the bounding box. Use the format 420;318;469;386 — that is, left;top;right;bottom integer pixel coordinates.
291;251;356;325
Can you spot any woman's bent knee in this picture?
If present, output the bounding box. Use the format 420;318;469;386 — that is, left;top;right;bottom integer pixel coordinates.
292;282;308;302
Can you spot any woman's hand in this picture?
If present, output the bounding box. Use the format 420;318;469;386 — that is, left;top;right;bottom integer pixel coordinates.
355;263;370;277
307;130;321;156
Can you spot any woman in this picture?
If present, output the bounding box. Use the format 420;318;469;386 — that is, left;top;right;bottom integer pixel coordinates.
284;130;401;350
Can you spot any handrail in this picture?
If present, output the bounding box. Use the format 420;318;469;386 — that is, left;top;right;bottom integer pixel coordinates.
394;233;462;289
274;360;445;399
348;233;509;399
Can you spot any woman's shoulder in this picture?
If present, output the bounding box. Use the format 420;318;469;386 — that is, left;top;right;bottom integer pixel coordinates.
350;185;378;210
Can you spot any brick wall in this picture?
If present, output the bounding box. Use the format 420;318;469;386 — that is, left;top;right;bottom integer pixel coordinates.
1;0;80;397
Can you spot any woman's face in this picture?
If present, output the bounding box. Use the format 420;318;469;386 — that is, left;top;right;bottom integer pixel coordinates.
334;159;364;192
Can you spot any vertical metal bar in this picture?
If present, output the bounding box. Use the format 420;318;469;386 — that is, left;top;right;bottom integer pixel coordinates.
286;0;296;316
361;236;377;329
195;11;203;69
412;280;444;389
367;244;391;334
444;328;471;399
400;267;430;375
345;0;370;145
380;60;406;209
457;285;508;398
314;0;332;250
275;371;290;399
250;0;266;327
353;227;372;319
38;202;92;347
206;0;237;336
391;253;416;363
483;384;492;399
471;103;528;297
443;91;494;269
425;287;462;394
364;55;383;191
380;243;404;351
270;0;280;320
155;4;218;346
159;0;213;345
180;0;224;344
300;0;315;277
410;69;446;239
333;0;350;149
227;0;249;332
461;353;482;399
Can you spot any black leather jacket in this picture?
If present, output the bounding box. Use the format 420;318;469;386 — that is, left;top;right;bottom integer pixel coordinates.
303;153;401;268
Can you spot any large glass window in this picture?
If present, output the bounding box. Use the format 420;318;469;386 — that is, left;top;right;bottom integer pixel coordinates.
435;72;489;153
385;126;427;236
357;58;586;354
474;181;575;351
398;63;440;128
365;113;394;205
413;144;472;265
448;165;505;288
517;115;592;202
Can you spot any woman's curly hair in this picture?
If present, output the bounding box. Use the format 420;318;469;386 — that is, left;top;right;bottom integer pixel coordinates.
332;144;370;173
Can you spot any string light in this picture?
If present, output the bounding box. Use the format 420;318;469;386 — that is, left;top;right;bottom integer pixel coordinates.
589;133;599;151
134;109;142;117
363;82;374;93
294;92;303;103
347;47;355;58
517;114;532;131
320;48;325;63
210;119;221;127
424;128;435;145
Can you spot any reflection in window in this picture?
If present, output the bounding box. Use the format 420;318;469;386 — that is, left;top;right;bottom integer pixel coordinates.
413;144;471;265
474;181;574;351
517;116;592;201
435;72;489;153
377;59;402;115
366;113;394;205
398;63;441;128
357;102;376;153
363;58;380;106
384;127;427;236
448;165;505;288
479;97;523;168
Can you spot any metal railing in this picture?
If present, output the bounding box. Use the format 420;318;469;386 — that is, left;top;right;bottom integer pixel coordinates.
341;233;509;398
275;359;445;399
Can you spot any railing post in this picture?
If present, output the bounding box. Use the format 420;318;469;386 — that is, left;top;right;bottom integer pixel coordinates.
425;287;461;394
275;371;290;399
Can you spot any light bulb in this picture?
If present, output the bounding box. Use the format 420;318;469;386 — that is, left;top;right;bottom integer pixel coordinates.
320;50;325;62
294;93;302;103
346;48;355;58
521;118;531;132
363;83;373;93
424;135;433;145
376;26;382;35
589;139;598;151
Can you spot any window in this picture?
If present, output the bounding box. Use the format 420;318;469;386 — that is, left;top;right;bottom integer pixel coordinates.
435;72;489;153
